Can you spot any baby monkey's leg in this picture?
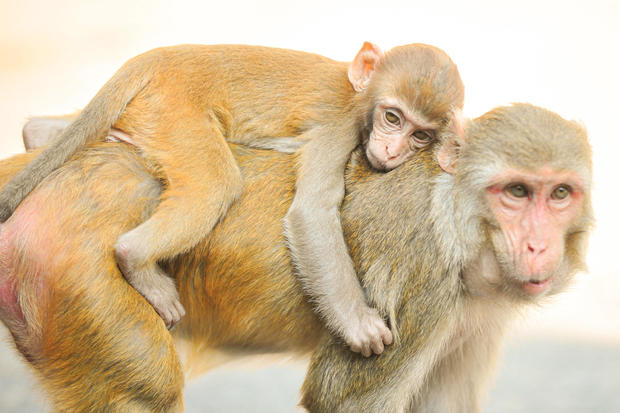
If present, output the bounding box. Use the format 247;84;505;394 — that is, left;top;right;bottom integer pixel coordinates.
114;112;242;329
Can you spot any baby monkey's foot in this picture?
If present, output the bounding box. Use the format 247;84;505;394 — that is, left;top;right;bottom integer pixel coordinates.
136;273;186;330
342;306;393;357
115;243;186;329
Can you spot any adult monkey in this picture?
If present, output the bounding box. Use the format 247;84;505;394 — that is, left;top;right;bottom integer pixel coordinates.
0;104;592;411
0;44;465;359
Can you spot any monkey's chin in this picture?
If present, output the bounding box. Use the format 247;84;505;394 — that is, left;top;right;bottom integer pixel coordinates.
522;276;553;296
365;149;388;171
365;149;403;172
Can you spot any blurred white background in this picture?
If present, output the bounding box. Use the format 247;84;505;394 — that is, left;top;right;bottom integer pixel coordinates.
0;0;618;411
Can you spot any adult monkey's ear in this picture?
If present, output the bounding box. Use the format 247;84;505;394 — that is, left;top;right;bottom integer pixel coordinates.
348;42;384;92
437;109;468;174
22;117;71;150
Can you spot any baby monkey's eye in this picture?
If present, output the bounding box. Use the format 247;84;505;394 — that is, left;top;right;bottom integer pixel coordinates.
507;183;529;198
551;185;571;200
385;110;401;126
412;130;433;143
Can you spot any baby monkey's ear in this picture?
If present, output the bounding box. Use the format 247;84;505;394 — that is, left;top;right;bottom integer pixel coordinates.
348;42;384;92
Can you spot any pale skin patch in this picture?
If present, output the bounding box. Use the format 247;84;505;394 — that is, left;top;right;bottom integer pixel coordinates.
106;128;136;146
0;188;73;335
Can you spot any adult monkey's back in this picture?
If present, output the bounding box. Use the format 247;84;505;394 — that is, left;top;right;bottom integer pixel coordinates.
0;103;592;411
0;44;465;356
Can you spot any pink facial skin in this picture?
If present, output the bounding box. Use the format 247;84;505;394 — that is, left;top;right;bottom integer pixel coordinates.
366;101;438;171
485;167;585;296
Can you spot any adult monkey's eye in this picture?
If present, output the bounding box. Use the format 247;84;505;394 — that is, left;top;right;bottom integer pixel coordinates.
507;183;529;198
385;110;400;126
551;185;571;200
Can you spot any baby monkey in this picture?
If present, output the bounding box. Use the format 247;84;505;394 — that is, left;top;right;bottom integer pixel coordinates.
9;42;464;357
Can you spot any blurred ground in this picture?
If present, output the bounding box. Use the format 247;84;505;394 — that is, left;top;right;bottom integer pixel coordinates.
2;325;619;412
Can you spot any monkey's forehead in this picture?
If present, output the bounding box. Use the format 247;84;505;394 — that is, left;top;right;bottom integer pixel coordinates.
484;167;587;189
371;50;465;118
370;80;463;124
469;104;591;162
463;138;592;187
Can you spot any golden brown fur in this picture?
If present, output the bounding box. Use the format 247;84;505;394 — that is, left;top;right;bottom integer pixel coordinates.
0;103;591;412
0;44;464;354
